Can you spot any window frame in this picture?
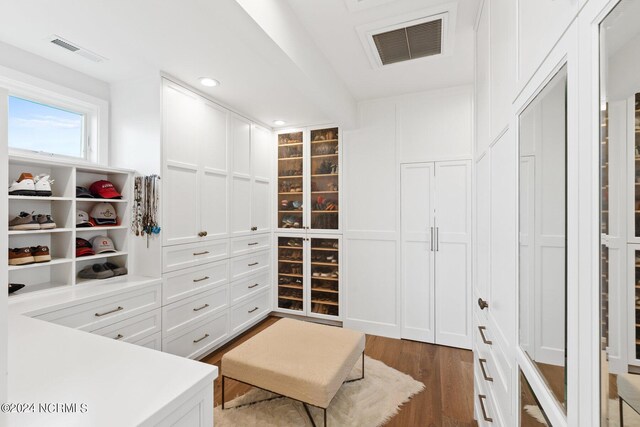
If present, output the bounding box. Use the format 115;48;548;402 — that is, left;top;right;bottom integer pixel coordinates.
8;92;91;161
0;70;108;165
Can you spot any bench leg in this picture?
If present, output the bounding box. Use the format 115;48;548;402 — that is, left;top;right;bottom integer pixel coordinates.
620;397;624;427
303;403;317;427
345;352;365;383
222;376;225;410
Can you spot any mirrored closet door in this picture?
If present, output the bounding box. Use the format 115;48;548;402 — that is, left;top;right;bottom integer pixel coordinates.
519;65;568;409
600;2;640;425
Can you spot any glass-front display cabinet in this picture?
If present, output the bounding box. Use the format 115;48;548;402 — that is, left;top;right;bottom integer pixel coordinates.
277;127;340;232
277;236;304;312
310;238;340;317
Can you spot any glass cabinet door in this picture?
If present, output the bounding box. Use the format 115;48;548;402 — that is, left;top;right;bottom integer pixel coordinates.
278;132;304;230
310;127;339;230
277;236;304;311
310;238;339;317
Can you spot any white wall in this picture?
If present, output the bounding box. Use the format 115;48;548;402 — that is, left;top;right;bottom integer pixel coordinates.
110;75;162;278
343;85;473;338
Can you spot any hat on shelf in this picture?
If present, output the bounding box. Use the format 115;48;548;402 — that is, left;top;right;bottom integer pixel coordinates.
76;210;93;228
90;235;116;254
90;202;117;226
76;238;95;257
76;186;94;198
89;180;122;199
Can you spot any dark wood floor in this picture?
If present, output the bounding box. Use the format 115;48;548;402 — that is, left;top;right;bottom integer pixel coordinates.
200;316;477;427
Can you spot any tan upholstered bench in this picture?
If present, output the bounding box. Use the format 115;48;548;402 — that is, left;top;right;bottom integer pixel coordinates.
221;318;366;427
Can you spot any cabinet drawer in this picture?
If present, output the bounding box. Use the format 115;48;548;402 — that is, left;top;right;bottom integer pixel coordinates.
163;311;229;359
230;270;270;306
230;234;271;258
163;260;228;305
163;286;229;336
229;289;270;333
135;332;162;351
230;251;270;281
35;284;161;331
163;240;229;273
92;309;161;343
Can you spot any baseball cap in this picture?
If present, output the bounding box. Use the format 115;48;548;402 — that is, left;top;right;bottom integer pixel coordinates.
76;238;95;257
90;236;116;254
89;180;122;199
76;186;94;198
90;203;117;225
76;210;93;228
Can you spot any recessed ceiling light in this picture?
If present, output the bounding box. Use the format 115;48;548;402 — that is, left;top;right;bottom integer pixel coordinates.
273;120;286;126
199;77;220;87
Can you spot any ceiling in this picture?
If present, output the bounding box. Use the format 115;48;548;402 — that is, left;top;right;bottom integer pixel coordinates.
286;0;480;101
0;0;479;127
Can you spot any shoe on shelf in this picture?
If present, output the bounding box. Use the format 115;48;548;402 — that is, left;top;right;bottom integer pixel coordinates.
8;173;36;196
78;264;115;280
8;283;25;295
104;262;127;276
34;174;54;197
8;247;35;266
36;214;56;230
9;212;40;230
31;246;51;263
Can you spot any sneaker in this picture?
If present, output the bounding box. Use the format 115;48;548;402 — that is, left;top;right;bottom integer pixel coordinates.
9;212;40;230
8;248;35;266
78;264;115;280
8;173;36;196
35;214;56;230
34;174;54;197
31;246;51;263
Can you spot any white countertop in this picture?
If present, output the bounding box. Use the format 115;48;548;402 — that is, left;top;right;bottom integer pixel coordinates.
4;277;218;426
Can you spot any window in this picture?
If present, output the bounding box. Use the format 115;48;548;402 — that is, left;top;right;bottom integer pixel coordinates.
8;95;87;159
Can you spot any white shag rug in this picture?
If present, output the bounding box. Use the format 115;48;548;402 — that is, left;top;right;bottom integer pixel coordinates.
214;356;425;427
525;399;640;426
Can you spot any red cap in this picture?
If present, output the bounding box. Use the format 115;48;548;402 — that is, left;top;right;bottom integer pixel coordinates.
89;180;122;199
76;238;95;257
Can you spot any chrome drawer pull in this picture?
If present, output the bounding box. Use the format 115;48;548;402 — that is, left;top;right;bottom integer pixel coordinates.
248;307;259;313
193;276;210;283
114;334;124;340
248;283;259;289
193;304;210;312
478;395;493;422
193;333;209;343
95;306;123;317
478;326;493;345
248;262;259;267
248;242;259;246
193;251;210;256
479;358;494;382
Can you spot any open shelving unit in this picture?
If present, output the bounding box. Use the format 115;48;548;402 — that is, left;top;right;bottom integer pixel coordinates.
7;155;133;298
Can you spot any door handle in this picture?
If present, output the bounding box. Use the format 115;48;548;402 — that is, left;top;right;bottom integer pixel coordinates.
193;333;209;343
248;262;259;267
479;358;494;382
95;306;123;317
430;227;434;251
478;326;492;345
193;251;210;256
478;298;489;310
436;227;439;251
193;304;210;312
248;242;259;246
248;307;259;313
193;276;209;283
248;283;259;289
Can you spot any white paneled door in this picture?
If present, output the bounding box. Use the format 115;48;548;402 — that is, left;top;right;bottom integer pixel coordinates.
401;163;435;342
401;160;472;349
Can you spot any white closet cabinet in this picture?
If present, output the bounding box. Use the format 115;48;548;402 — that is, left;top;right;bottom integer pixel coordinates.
401;160;472;349
230;116;272;237
163;81;229;246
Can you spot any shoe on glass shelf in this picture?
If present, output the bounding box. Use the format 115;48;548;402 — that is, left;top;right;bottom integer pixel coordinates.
8;173;36;196
9;212;40;230
31;246;51;263
35;214;56;230
34;174;54;197
8;247;35;266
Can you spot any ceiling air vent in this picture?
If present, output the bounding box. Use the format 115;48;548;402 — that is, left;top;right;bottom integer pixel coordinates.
48;35;107;63
372;19;442;65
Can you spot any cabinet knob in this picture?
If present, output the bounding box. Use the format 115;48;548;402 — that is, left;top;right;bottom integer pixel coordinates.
478;298;489;310
198;231;208;237
250;226;258;231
